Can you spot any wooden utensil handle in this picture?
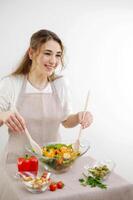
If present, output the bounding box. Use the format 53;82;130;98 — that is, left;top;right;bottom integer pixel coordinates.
25;128;32;140
78;91;90;139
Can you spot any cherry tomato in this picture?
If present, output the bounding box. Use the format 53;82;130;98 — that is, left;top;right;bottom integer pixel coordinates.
49;182;57;191
57;181;64;189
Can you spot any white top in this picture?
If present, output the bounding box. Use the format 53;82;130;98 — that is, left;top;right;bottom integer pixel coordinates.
26;80;53;93
0;75;73;119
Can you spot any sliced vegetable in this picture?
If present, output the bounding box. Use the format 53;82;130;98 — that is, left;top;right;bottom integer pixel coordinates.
89;165;110;179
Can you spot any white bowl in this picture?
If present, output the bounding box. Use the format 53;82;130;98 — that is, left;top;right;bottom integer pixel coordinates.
18;171;51;193
84;160;115;180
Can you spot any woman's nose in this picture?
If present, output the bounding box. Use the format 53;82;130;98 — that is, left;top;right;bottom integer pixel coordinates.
49;55;56;65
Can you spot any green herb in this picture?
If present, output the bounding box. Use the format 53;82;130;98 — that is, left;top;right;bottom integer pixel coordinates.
46;143;67;149
79;174;107;189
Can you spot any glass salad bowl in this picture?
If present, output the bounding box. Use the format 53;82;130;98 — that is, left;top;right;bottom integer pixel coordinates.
84;160;115;180
26;139;90;173
17;171;51;193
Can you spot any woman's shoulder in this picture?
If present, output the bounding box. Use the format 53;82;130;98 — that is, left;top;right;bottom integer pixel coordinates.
53;76;72;109
0;74;25;91
53;75;69;89
0;74;24;84
53;76;71;101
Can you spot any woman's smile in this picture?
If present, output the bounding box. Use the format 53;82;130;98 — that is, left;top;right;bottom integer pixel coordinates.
43;64;55;75
44;64;55;71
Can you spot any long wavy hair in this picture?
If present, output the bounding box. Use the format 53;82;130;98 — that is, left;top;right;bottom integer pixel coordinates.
11;29;65;81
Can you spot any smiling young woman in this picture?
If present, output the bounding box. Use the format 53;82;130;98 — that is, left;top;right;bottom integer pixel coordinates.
0;28;93;162
0;29;93;200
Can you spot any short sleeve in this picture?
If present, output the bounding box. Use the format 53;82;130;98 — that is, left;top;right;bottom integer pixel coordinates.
53;77;73;121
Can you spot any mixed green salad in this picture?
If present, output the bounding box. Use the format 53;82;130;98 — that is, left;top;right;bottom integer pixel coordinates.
40;143;80;171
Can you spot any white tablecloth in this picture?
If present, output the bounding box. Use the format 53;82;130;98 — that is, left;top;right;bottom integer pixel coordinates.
0;156;133;200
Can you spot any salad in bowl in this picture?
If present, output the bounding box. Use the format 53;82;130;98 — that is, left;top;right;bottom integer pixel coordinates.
27;140;90;173
17;171;51;193
84;160;115;180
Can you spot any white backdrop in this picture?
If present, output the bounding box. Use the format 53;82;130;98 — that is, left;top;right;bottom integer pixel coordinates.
0;0;133;182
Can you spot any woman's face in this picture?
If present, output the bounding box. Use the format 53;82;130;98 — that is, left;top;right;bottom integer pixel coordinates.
30;39;62;77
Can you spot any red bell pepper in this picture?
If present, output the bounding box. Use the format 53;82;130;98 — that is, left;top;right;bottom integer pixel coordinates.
17;154;38;175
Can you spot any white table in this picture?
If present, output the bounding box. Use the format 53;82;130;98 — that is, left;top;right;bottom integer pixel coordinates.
1;156;133;200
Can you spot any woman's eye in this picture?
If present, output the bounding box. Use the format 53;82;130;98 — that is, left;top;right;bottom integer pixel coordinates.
56;54;61;58
44;52;51;55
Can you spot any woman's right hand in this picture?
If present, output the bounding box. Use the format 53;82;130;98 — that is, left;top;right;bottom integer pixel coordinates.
2;111;26;133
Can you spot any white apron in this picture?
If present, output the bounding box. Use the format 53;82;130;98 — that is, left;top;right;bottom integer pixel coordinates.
0;76;65;200
6;76;64;162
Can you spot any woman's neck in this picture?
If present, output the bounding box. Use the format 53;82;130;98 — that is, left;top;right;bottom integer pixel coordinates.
28;70;48;90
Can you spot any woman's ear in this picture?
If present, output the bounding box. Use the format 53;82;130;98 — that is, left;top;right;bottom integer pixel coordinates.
28;48;34;60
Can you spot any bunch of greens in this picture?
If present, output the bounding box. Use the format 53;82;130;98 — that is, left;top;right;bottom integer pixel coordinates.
79;175;107;189
79;165;110;189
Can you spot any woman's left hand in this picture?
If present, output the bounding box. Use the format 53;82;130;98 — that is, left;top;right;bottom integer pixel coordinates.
78;111;93;129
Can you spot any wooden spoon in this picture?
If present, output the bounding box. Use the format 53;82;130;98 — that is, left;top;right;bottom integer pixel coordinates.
12;105;42;156
24;127;42;156
73;91;90;151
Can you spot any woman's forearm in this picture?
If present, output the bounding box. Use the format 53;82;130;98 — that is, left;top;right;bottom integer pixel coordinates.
62;111;93;129
62;113;79;128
